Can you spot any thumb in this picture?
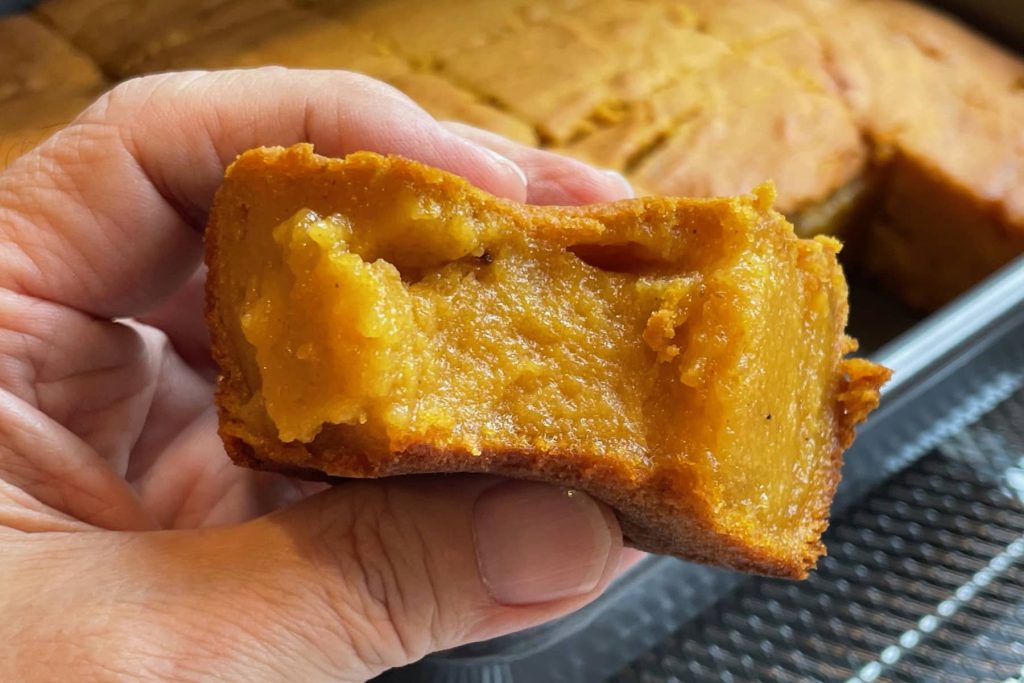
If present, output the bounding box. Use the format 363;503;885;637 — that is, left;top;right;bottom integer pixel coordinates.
216;476;624;679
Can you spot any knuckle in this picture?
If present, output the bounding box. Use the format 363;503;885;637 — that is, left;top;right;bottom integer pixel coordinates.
82;72;207;129
82;76;155;123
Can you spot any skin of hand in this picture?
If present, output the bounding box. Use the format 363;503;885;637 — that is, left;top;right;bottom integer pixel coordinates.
0;68;641;682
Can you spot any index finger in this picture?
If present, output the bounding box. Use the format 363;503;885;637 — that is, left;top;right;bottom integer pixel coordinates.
0;68;535;318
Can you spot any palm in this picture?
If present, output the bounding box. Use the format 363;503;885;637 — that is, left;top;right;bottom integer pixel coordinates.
0;269;309;533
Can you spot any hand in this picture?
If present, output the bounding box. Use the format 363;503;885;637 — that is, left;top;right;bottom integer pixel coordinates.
0;69;639;682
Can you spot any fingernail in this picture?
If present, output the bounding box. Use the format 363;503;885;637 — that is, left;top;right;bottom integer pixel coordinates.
473;481;616;605
479;146;529;190
603;169;635;199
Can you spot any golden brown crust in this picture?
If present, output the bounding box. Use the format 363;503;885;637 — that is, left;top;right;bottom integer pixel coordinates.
35;0;293;77
0;14;102;104
216;419;806;578
836;357;892;448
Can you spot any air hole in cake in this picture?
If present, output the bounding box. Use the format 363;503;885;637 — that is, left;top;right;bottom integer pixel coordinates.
568;242;670;274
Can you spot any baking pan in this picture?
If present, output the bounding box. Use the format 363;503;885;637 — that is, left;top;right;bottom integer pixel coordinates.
0;0;34;15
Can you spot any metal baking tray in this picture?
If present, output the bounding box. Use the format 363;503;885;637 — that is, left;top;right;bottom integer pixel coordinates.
0;0;35;14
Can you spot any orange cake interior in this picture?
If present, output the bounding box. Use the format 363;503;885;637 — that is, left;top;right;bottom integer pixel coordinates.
206;144;889;577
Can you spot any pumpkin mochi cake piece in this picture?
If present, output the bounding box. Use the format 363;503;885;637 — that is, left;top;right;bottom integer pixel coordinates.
205;144;889;578
0;14;102;104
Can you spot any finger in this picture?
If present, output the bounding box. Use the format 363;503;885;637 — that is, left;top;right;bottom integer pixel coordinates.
169;477;624;679
0;68;529;319
443;120;635;205
134;408;318;529
0;290;207;530
135;264;216;379
0;387;154;532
